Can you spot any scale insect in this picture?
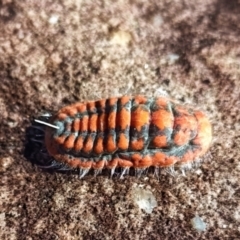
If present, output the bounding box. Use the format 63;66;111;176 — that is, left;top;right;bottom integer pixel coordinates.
29;95;212;178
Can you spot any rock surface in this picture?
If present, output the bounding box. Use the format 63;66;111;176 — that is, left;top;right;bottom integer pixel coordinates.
0;0;240;239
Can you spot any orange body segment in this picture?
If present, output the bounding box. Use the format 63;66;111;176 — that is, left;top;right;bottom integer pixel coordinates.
118;133;129;150
117;108;131;130
82;136;94;153
81;115;89;132
74;137;84;152
192;111;212;155
151;109;173;131
106;135;117;152
76;103;87;113
89;114;98;132
64;134;76;149
152;135;168;148
94;138;104;154
130;138;144;150
131;105;150;132
72;118;80;132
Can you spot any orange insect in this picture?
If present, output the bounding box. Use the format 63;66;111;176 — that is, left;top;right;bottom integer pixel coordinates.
29;95;212;178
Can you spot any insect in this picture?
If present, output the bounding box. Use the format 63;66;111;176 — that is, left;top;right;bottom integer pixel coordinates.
29;95;212;178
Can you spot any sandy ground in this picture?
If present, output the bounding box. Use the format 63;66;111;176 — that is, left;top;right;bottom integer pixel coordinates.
0;0;240;239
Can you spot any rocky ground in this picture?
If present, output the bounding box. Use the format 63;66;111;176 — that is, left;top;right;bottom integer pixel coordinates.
0;0;240;239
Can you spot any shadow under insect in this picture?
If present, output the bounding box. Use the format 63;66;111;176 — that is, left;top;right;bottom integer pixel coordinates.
24;115;63;172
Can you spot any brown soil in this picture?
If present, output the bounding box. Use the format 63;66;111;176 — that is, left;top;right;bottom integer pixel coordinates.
0;0;240;239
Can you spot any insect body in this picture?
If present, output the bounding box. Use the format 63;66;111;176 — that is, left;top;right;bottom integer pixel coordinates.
35;95;212;178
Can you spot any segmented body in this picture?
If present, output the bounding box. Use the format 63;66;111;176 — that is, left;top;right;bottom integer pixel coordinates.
44;95;212;173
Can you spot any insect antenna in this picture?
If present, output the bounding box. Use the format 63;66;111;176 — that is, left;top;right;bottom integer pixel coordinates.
30;137;44;144
34;119;60;129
